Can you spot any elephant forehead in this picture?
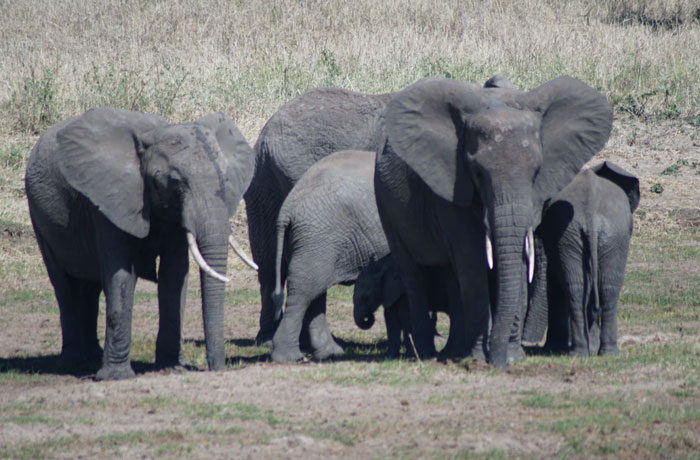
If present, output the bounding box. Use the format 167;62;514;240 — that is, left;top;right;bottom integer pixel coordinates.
468;107;540;136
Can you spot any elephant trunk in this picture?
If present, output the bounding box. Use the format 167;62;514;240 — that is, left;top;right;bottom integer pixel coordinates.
488;204;530;369
353;298;377;330
195;229;230;371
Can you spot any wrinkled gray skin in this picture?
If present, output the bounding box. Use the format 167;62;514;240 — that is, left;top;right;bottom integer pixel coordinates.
522;161;639;356
353;255;457;358
25;108;254;380
269;150;390;362
374;75;613;369
245;88;394;347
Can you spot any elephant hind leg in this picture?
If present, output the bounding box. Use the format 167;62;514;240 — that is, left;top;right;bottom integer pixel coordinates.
34;232;102;364
597;249;627;356
304;293;343;361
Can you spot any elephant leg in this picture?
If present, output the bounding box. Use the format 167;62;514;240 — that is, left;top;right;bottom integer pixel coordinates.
543;253;571;354
34;231;101;364
384;303;404;358
246;186;284;348
597;248;627;356
94;215;137;380
440;271;470;359
564;277;590;357
155;232;189;368
441;219;489;361
303;292;343;360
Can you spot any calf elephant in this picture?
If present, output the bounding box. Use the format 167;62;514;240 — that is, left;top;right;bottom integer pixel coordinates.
374;75;613;369
522;161;640;356
25;108;255;379
245;88;395;347
269;149;390;361
353;255;460;358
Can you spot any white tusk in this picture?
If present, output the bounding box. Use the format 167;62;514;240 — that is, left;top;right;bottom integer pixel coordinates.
525;227;535;284
229;235;258;271
485;234;494;270
187;232;230;283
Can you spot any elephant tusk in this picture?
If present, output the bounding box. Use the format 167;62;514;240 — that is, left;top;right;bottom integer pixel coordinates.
229;235;259;271
187;232;230;283
525;227;535;284
485;234;494;270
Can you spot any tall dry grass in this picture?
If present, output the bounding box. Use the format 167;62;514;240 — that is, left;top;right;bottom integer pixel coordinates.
1;0;698;141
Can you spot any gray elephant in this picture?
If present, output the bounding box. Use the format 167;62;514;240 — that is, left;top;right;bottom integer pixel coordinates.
353;255;456;357
25;107;255;380
245;88;394;347
269;149;390;362
374;75;613;369
522;161;640;356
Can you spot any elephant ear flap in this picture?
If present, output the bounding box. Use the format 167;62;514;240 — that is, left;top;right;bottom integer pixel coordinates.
484;74;515;89
56;107;168;238
521;76;613;203
384;78;483;207
591;161;640;213
195;113;255;216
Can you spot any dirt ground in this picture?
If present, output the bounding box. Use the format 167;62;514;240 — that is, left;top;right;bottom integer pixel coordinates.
1;114;699;459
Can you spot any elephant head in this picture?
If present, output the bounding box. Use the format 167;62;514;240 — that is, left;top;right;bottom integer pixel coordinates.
383;76;613;368
55;107;255;370
353;256;405;330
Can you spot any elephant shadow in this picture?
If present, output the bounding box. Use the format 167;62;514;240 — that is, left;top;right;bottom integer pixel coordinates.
0;355;162;378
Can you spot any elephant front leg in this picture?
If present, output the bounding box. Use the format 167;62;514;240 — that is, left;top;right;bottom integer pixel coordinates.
155;235;189;368
384;302;405;358
94;217;138;380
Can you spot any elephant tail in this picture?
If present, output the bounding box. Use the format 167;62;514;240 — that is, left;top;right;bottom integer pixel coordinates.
582;225;601;355
271;210;290;322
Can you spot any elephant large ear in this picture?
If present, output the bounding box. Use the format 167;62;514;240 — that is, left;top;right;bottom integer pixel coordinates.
56;107;168;238
384;78;484;207
520;76;613;203
591;161;640;213
195;113;255;216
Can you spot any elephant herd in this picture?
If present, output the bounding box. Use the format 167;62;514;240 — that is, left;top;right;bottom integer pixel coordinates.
24;74;639;380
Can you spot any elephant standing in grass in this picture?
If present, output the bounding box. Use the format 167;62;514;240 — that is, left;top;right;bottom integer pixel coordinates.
522;161;640;356
245;88;394;347
353;255;457;358
25;108;255;380
374;75;613;368
269;150;390;362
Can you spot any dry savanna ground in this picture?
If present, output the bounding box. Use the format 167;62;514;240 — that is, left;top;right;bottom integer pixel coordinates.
1;1;699;458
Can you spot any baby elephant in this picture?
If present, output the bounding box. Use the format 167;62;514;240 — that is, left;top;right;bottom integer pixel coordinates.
270;150;390;362
524;161;640;356
354;255;460;358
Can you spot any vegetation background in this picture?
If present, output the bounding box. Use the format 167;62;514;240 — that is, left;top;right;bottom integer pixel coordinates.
0;0;699;458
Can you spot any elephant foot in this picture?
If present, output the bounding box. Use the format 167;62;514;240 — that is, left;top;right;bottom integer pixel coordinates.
312;339;344;361
255;330;275;348
470;346;487;362
598;344;619;356
58;346;102;366
507;343;526;363
155;357;187;371
385;346;401;359
95;362;136;381
271;346;305;363
569;347;591;358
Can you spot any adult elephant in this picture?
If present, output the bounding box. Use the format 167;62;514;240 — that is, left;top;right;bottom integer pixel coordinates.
374;76;613;369
245;88;393;347
522;161;640;356
25;107;255;380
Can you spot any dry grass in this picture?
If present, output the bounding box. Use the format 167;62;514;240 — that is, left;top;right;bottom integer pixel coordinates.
1;2;699;458
1;0;698;142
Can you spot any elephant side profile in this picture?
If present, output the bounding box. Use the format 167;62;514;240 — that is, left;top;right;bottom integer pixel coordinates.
374;75;613;369
269;149;391;362
522;161;640;356
353;255;456;358
245;88;395;348
25;108;255;380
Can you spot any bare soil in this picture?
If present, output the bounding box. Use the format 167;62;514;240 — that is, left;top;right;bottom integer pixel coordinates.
1;115;699;459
